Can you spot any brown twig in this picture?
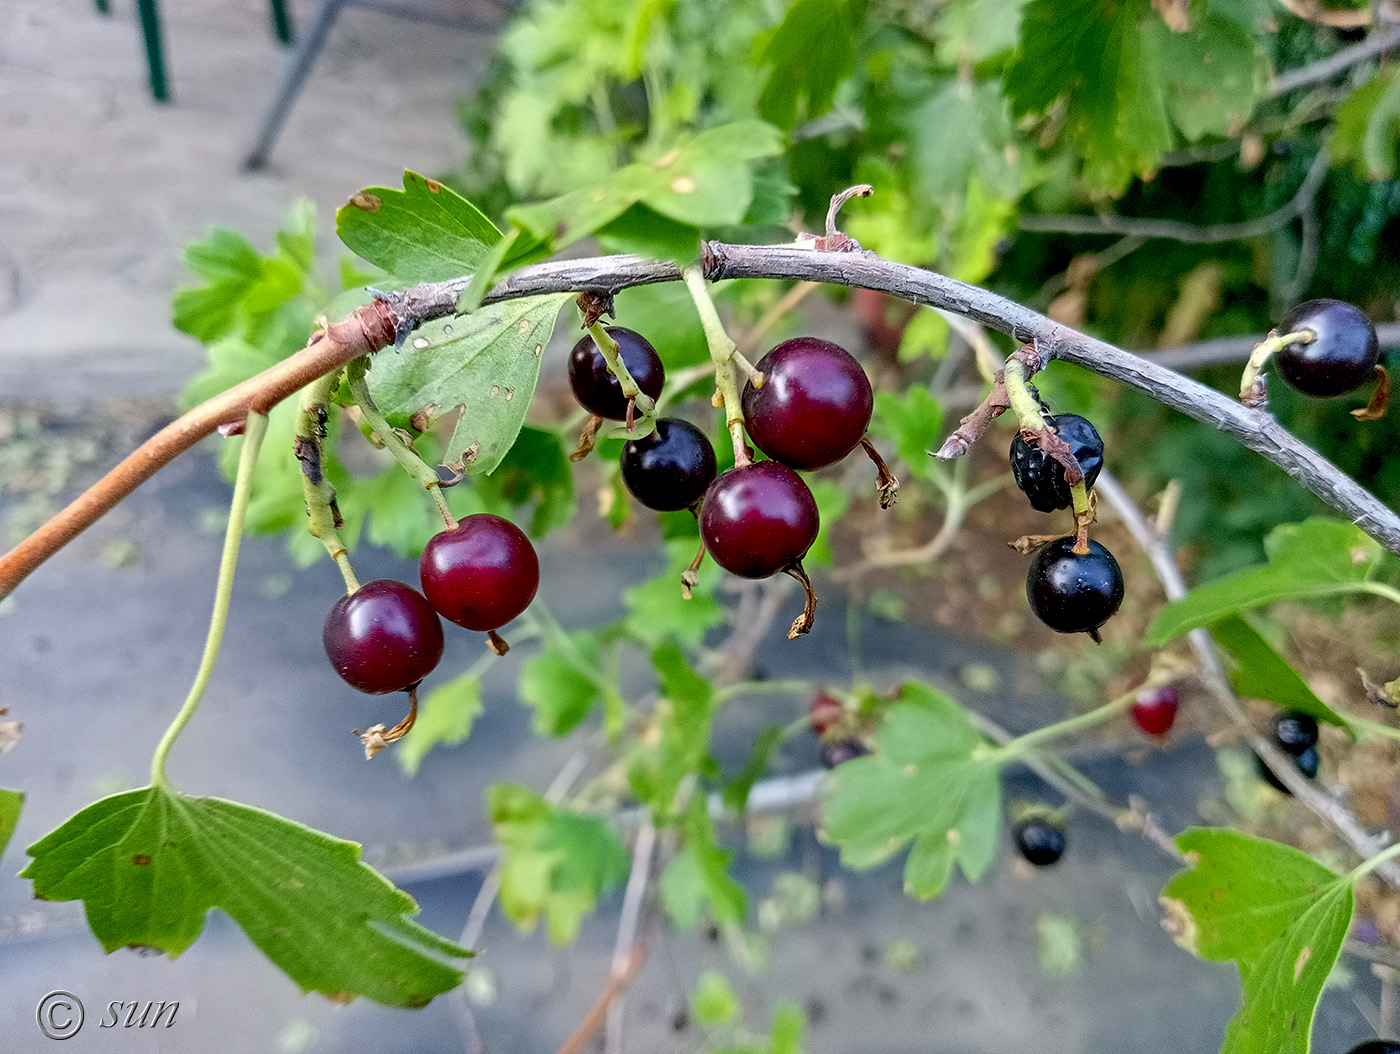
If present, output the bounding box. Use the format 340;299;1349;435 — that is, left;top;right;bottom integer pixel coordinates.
554;943;647;1054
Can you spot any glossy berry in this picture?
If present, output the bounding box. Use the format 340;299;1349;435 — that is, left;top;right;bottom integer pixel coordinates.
809;693;843;737
740;337;873;470
1272;710;1320;755
1346;1042;1400;1054
323;579;444;694
1014;818;1066;867
1026;538;1125;635
1256;744;1320;794
821;738;868;769
420;514;540;632
620;418;717;511
1132;685;1180;737
1274;299;1379;397
568;326;666;420
1009;414;1105;513
699;461;820;579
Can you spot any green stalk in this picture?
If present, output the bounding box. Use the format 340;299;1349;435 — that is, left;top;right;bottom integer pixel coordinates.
1001;357;1050;432
587;321;656;417
1348;837;1400;882
682;266;752;465
987;678;1167;763
151;411;268;789
1239;329;1313;404
296;370;359;593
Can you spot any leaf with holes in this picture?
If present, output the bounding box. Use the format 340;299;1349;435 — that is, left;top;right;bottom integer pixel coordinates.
820;682;999;898
1160;829;1353;1054
21;787;471;1007
364;293;571;476
336;171;504;283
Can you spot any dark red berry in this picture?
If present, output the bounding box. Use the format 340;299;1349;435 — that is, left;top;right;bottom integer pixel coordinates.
1026;538;1124;636
620;418;717;511
1256;744;1320;794
1347;1042;1400;1054
1009;414;1105;513
1013;818;1066;867
699;461;819;579
420;514;540;631
568;326;666;420
820;738;868;768
1271;710;1319;755
740;337;873;470
1131;685;1179;737
809;693;843;736
1274;299;1379;397
323;579;444;694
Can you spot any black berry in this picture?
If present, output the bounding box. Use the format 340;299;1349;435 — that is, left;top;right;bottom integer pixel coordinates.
1009;414;1104;513
620;418;717;511
568;326;666;420
821;738;868;768
699;461;820;579
420;514;540;632
1256;744;1320;794
1025;538;1124;636
1131;685;1180;737
1014;818;1066;867
1274;299;1380;397
323;579;445;695
1346;1042;1400;1054
1271;710;1319;755
741;337;873;470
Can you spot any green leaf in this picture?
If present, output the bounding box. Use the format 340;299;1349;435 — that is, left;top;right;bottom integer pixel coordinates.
1333;70;1400;181
22;787;470;1007
490;783;629;944
0;788;22;859
365;293;571;476
335;171;503;283
1161;829;1353;1054
872;388;945;470
769;1001;806;1054
659;800;746;930
398;673;484;776
1209;616;1350;731
757;0;864;129
507;121;785;253
691;969;741;1025
474;426;577;538
806;480;849;568
1144;518;1387;645
1148;10;1261;142
622;542;725;650
723;726;784;812
820;682;999;898
629;647;717;813
903;78;1019;203
519;635;604;736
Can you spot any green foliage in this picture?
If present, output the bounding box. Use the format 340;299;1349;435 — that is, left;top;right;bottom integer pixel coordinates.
622;542;726;649
691;968;741;1025
659;799;746;930
398;672;484;775
1161;829;1354;1054
489;783;630;943
518;629;615;736
1208;615;1349;730
1334;70;1400;182
630;647;718;813
821;682;1000;898
22;788;471;1007
871;387;945;471
0;788;21;858
1144;518;1390;644
757;0;863;129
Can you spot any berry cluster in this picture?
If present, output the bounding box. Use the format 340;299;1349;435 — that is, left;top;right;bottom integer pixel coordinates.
323;514;540;699
1255;710;1320;794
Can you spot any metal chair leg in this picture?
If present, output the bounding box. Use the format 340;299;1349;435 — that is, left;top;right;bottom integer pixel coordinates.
269;0;295;44
136;0;170;102
243;0;348;169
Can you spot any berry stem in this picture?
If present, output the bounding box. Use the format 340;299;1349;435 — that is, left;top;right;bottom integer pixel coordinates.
859;436;900;508
586;321;656;424
1239;328;1313;407
346;357;458;529
295;370;361;593
682;266;751;467
781;560;819;638
151;411;268;790
356;683;420;760
1001;356;1051;434
1349;837;1400;883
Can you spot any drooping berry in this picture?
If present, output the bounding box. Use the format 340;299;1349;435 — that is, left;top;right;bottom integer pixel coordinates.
1272;710;1320;755
568;326;666;420
740;337;873;470
620;418;717;511
1009;414;1105;513
809;693;844;737
1131;685;1180;737
1274;299;1380;397
323;579;445;694
1256;744;1320;794
821;738;868;768
699;461;820;579
1014;818;1066;867
1026;538;1124;636
420;514;540;632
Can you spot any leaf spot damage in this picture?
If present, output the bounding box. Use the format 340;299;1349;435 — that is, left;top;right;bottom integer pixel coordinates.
671;175;698;195
1159;895;1199;955
652;148;682;169
1293;946;1311;981
132;854;152;866
425;179;442;194
348;192;382;212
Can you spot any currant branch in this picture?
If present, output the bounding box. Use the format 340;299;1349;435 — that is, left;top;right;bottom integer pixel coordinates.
5;239;1400;601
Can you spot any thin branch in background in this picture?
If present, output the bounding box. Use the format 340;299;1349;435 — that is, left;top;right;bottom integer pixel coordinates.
1093;470;1400;889
1273;21;1400;95
554;944;647;1054
735;281;820;359
603;817;656;1054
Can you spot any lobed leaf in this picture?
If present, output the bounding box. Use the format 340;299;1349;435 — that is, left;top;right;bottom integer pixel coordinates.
22;788;471;1007
398;673;485;776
